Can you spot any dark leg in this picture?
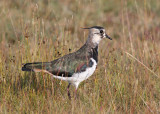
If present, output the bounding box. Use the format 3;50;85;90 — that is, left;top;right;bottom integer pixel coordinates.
67;83;71;100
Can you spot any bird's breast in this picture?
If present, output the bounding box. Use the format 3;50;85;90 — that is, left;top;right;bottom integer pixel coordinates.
72;58;97;82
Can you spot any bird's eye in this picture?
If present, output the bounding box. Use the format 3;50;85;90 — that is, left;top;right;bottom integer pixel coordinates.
100;30;103;34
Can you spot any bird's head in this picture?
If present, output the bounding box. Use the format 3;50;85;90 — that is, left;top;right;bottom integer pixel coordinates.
83;26;112;45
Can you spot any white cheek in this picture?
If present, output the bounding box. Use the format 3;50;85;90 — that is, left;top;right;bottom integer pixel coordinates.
92;35;101;44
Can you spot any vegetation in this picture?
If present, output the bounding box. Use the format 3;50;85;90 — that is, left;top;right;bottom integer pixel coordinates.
0;0;160;113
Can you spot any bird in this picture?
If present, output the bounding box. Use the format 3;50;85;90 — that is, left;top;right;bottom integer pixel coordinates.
22;26;112;99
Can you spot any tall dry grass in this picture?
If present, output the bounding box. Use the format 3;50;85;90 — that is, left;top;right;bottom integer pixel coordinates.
0;0;160;113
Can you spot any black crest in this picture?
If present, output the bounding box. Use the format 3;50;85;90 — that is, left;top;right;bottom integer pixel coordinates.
82;26;104;30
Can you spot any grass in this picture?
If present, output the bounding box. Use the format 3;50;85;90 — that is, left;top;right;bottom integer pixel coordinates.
0;0;160;113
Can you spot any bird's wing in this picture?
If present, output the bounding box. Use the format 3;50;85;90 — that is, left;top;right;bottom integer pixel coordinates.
46;52;92;77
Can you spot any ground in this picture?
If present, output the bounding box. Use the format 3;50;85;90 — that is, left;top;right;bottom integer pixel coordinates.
0;0;160;113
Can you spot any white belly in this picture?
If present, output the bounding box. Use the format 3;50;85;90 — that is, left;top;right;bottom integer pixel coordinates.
72;58;97;82
52;58;97;89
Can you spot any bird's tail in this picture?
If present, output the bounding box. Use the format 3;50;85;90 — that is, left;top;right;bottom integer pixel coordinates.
22;62;50;72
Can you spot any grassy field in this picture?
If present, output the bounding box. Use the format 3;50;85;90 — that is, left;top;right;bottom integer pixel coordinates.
0;0;160;113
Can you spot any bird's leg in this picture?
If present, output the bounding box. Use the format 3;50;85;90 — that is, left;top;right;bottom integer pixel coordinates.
74;89;77;99
74;84;79;99
67;83;71;100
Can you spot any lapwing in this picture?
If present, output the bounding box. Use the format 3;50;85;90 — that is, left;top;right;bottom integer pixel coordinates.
22;26;112;99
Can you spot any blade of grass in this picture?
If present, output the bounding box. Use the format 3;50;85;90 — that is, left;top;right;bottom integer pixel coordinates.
138;92;154;114
125;51;159;78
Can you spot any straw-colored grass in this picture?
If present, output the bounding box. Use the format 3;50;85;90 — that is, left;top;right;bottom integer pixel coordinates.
0;0;160;113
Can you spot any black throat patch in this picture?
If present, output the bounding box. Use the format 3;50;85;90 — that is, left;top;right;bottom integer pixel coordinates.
89;46;98;62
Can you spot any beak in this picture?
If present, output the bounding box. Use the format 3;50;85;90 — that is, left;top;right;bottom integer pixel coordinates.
105;34;112;40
